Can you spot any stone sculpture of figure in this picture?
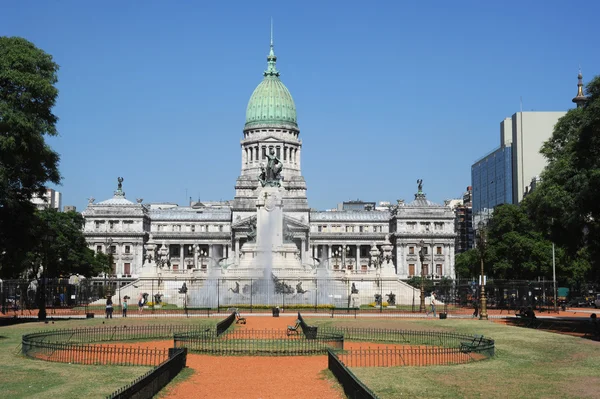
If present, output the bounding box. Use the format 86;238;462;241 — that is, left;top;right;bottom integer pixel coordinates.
296;282;307;294
247;222;257;243
258;163;267;187
118;177;124;190
386;291;396;306
351;283;359;294
417;179;423;192
229;281;240;294
374;294;382;306
178;283;188;294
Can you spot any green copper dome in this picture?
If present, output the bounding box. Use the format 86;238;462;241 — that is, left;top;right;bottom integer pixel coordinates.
245;42;297;130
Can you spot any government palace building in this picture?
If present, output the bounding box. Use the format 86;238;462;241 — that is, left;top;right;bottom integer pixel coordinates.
82;38;456;281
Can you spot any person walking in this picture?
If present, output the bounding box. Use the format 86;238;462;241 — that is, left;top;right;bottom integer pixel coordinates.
428;291;437;317
472;298;479;318
122;297;128;318
105;296;113;319
138;294;144;314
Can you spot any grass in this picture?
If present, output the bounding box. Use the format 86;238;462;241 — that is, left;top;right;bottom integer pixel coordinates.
0;317;218;399
310;318;600;399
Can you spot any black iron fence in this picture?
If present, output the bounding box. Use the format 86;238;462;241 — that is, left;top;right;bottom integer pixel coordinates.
108;347;188;399
174;328;344;356
23;341;169;366
22;324;214;347
328;349;378;399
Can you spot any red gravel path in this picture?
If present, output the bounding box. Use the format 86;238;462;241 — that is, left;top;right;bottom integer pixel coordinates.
162;316;344;399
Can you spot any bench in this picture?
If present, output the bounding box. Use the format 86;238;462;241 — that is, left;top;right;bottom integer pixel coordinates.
235;311;246;325
287;319;301;336
460;334;485;353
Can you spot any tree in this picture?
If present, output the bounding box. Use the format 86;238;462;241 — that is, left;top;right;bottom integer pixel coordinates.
455;249;479;279
525;75;600;283
484;204;555;280
35;209;106;278
0;37;61;277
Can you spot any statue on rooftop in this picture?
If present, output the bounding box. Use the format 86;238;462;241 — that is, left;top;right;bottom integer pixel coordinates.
117;177;124;191
417;179;423;193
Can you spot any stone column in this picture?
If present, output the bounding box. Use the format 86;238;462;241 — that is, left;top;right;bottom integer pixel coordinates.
342;245;346;269
297;147;301;170
356;245;360;271
235;239;240;264
328;244;332;261
180;244;184;271
193;244;199;269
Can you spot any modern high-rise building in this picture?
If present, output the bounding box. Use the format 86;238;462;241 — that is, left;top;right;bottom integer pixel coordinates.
471;72;585;225
510;111;566;203
31;188;62;211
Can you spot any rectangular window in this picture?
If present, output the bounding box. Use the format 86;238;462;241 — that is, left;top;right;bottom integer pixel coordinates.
191;225;195;232
109;221;115;230
436;264;442;276
276;146;280;158
110;245;116;254
112;263;117;274
262;146;266;160
359;226;364;233
283;146;287;161
407;222;416;230
172;264;179;271
318;226;322;232
125;245;131;254
408;264;415;276
409;246;415;254
436;246;442;255
219;225;224;232
422;247;428;255
96;245;102;253
95;221;100;230
124;263;131;275
422;264;429;276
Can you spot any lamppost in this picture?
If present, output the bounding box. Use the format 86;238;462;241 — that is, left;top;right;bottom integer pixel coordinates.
188;245;195;270
39;228;56;321
477;221;488;320
418;239;426;313
199;249;208;270
104;238;113;297
333;248;342;270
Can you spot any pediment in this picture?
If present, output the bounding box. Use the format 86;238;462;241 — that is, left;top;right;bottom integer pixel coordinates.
283;215;310;230
232;215;257;229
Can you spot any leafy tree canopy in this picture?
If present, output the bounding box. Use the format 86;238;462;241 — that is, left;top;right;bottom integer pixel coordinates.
0;37;61;276
15;209;107;279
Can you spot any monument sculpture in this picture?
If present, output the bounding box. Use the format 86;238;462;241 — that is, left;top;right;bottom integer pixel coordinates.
259;148;283;187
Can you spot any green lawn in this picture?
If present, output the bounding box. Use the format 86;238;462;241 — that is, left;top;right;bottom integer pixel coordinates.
0;317;217;399
311;318;600;399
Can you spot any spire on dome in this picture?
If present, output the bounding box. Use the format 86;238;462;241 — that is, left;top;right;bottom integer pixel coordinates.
572;67;588;108
264;18;280;77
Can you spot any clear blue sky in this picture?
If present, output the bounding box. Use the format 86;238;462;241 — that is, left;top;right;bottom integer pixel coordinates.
2;1;599;211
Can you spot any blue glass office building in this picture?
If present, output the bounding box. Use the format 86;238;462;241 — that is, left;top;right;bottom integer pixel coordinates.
471;146;513;217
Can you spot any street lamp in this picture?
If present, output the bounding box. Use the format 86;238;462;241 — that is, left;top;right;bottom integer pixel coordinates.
477;221;488;320
199;249;208;270
104;238;113;297
418;239;426;313
39;228;56;321
187;245;195;270
333;248;342;270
